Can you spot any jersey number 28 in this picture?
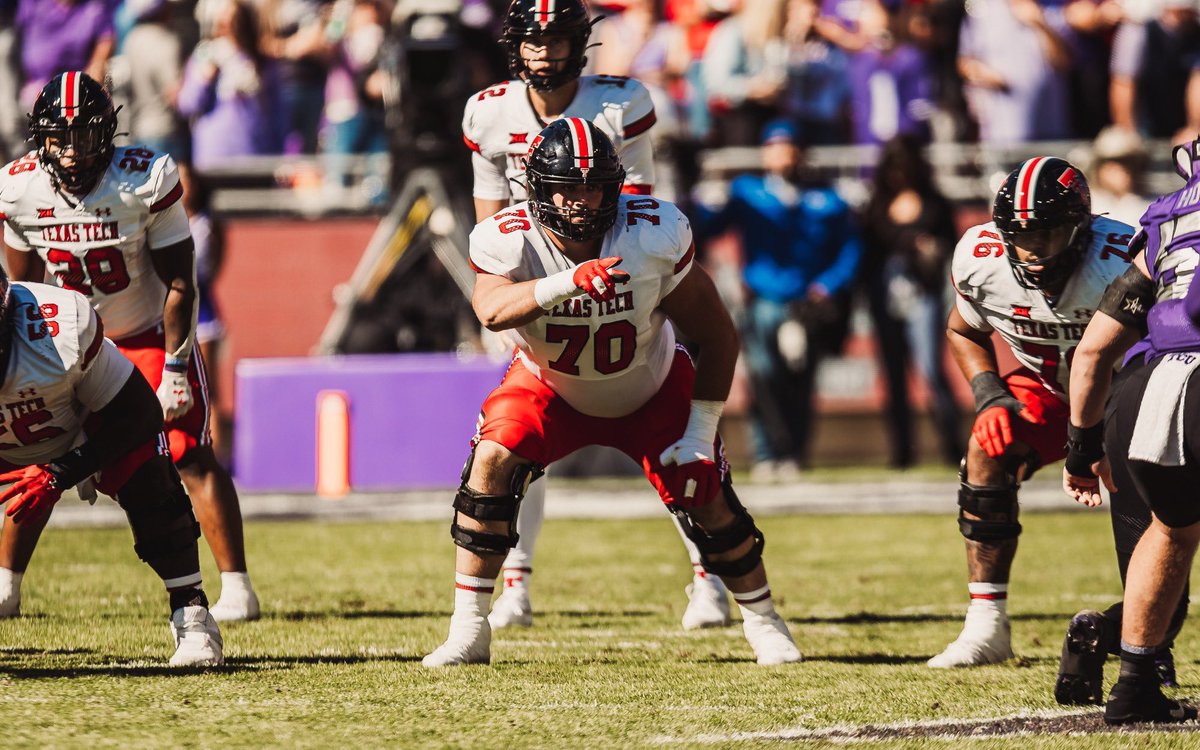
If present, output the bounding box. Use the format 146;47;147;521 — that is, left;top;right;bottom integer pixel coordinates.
45;247;132;296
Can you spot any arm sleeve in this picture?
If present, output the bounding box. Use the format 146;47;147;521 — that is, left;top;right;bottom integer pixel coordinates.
661;213;696;297
73;304;134;411
468;223;520;277
471;151;511;201
144;154;192;249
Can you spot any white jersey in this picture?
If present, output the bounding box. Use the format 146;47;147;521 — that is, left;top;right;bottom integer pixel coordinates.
463;75;657;201
951;215;1136;395
0;147;192;340
470;194;694;418
0;282;134;466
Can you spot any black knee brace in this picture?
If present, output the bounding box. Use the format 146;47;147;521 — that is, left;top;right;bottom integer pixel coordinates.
450;450;542;557
114;456;201;563
957;462;1021;542
671;480;764;578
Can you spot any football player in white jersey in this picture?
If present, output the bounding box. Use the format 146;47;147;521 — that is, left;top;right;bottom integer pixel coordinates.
465;0;732;633
930;156;1149;669
423;119;801;667
0;72;259;621
0;269;222;666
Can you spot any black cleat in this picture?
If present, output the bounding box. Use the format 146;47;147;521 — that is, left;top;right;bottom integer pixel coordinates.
1104;678;1198;725
1055;610;1110;705
1156;650;1179;689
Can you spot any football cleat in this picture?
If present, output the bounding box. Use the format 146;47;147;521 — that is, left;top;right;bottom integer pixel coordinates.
927;608;1013;668
422;619;492;668
681;575;732;630
1156;650;1179;689
1055;609;1112;705
209;583;261;622
169;605;224;667
488;587;533;629
1104;678;1198;725
742;611;802;665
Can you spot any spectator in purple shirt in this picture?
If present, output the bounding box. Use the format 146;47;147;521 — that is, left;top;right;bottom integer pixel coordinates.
177;0;286;168
846;0;935;145
15;0;115;108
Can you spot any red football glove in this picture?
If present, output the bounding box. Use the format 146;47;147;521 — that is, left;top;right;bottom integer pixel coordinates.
658;458;720;509
972;404;1045;459
572;257;630;303
0;466;64;523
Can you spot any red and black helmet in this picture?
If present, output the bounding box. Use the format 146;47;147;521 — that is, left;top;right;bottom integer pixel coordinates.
526;117;625;241
501;0;594;92
993;156;1092;291
28;72;119;194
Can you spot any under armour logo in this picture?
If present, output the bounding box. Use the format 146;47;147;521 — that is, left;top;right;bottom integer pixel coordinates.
94;207;111;217
16;389;35;398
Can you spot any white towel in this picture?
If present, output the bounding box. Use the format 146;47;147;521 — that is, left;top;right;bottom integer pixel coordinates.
1128;353;1200;466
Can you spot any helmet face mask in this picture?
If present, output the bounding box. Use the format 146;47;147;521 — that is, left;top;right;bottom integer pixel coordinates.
526;118;625;241
501;0;593;92
993;157;1092;292
28;72;118;194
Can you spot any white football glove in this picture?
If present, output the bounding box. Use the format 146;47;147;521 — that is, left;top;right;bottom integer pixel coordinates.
157;366;195;421
658;400;724;467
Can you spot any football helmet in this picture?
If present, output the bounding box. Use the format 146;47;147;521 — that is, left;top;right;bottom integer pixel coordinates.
993;156;1092;291
501;0;594;92
526;117;625;241
28;72;119;194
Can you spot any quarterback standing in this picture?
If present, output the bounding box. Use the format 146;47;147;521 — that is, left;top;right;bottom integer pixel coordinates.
423;119;800;667
0;72;258;621
463;0;732;633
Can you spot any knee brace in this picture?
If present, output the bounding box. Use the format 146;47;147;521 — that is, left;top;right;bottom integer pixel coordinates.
671;480;764;578
957;463;1022;542
114;456;201;563
450;449;542;557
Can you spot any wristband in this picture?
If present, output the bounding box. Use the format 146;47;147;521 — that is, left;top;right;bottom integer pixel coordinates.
1064;422;1105;478
683;400;724;446
164;356;189;373
43;443;102;489
969;371;1010;413
533;268;582;309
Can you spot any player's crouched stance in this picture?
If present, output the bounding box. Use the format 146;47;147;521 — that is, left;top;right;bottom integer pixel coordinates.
423;118;801;667
0;274;221;666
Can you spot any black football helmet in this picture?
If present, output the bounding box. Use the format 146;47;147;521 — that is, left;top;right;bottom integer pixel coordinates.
993;156;1092;291
526;117;625;241
501;0;594;92
28;72;119;194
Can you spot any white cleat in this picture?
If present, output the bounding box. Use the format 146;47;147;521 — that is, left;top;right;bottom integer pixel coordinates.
422;620;492;668
169;605;224;667
742;611;803;665
0;570;21;618
682;575;732;630
488;587;533;629
210;584;261;623
927;609;1013;668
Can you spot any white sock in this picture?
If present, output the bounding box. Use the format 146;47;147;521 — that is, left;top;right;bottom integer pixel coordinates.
502;479;545;570
691;562;710;582
0;568;22;595
452;573;494;631
500;567;531;593
220;571;253;594
732;584;775;617
967;582;1008;616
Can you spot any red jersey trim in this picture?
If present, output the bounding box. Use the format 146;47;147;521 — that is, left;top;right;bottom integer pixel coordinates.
622;184;652;195
81;316;105;370
624;109;657;139
674;243;695;274
149;181;183;213
463;134;482;153
469;258;494;275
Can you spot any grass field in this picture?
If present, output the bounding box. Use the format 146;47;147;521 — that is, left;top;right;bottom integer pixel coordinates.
1;508;1198;748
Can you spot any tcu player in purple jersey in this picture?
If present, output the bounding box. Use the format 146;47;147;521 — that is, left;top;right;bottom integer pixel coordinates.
1063;137;1200;724
0;270;222;666
464;0;733;633
930;157;1182;675
423;119;800;667
0;72;258;621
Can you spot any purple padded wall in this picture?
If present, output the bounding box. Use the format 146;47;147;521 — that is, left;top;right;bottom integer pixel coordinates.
234;354;507;492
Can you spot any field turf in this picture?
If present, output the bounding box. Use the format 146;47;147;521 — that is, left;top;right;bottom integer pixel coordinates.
1;508;1197;747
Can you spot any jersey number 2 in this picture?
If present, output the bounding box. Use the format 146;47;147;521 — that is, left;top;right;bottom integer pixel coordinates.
45;248;131;295
546;321;637;375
